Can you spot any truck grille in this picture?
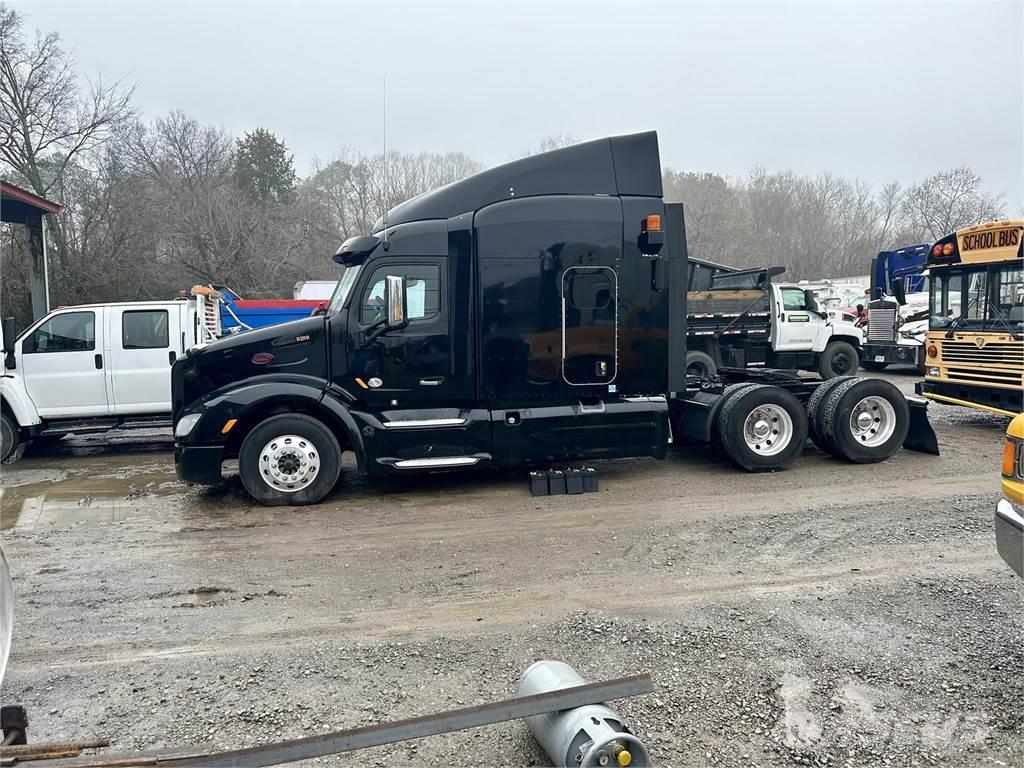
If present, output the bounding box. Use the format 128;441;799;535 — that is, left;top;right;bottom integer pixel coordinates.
867;309;897;343
942;341;1024;366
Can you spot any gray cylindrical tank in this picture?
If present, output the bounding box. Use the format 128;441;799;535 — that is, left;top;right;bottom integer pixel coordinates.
518;660;650;768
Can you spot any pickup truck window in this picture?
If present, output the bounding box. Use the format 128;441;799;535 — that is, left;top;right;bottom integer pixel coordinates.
122;310;169;349
360;265;440;325
24;311;95;353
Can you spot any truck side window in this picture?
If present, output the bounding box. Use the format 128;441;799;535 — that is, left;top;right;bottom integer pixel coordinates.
359;265;440;325
781;288;808;312
122;310;169;349
24;311;95;353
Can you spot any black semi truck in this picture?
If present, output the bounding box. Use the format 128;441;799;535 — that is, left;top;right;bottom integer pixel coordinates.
171;132;936;506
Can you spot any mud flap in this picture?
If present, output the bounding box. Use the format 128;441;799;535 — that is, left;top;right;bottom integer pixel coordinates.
903;396;939;455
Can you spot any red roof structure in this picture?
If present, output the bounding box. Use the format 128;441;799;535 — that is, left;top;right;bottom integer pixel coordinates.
1;180;62;217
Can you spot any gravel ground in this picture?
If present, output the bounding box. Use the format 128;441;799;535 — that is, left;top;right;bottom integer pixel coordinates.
0;372;1020;767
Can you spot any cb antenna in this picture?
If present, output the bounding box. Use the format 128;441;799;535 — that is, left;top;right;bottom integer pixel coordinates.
382;76;388;245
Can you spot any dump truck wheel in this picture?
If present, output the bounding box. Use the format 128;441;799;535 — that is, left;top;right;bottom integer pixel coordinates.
807;376;856;455
238;414;342;506
716;384;808;472
821;378;909;464
686;351;717;379
0;413;18;464
818;340;859;378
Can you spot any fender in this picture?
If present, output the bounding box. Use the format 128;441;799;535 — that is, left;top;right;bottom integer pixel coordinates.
178;374;367;473
0;375;42;428
829;334;862;349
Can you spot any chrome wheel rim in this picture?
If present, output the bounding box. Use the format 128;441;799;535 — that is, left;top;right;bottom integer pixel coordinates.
258;434;319;492
850;396;896;447
742;404;792;456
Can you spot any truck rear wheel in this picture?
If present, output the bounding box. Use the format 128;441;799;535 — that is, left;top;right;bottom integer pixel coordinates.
710;382;760;456
686;351;717;379
238;414;342;506
807;375;856;454
818;340;859;378
1;413;18;463
820;378;909;463
716;384;808;472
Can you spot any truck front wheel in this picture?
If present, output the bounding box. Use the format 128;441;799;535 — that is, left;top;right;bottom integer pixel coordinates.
817;341;859;378
238;414;342;506
1;413;19;463
716;384;808;472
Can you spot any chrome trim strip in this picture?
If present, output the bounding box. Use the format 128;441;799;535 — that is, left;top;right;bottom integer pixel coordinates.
383;418;467;429
394;456;480;468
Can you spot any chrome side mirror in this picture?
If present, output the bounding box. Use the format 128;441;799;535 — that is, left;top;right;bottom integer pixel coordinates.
385;275;408;330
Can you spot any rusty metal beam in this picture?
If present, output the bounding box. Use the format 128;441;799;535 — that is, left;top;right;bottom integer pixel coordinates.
32;674;653;767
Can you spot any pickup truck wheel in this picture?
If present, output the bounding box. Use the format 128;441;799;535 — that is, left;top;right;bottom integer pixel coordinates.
821;378;909;463
686;351;717;379
818;341;859;379
716;384;808;472
238;414;342;506
807;376;856;454
1;413;18;463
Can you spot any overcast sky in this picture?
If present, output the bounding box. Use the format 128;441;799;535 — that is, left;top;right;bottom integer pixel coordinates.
15;1;1024;211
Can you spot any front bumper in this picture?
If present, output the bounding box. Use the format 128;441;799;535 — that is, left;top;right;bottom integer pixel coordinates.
863;343;920;366
916;380;1024;417
995;499;1023;578
175;444;225;485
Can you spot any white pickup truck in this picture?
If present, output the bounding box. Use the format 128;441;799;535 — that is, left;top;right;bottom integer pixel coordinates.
1;299;213;461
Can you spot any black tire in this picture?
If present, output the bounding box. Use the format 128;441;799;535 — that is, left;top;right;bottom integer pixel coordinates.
820;378;909;464
817;340;859;379
806;376;856;454
859;360;888;372
716;384;808;472
710;382;761;456
686;350;717;379
1;412;18;463
238;414;342;506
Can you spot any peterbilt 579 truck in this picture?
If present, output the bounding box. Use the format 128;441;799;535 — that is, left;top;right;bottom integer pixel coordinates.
171;132;937;506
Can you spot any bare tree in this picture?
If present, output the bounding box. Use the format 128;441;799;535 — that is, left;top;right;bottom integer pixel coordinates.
900;167;1005;242
0;3;134;265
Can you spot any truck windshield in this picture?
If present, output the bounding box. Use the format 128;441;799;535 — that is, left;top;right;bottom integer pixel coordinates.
327;265;362;315
929;264;1024;334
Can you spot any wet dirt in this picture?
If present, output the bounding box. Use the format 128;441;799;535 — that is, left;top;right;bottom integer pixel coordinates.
0;372;1020;767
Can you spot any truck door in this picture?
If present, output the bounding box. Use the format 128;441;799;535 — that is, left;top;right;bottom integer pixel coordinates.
18;308;110;418
348;259;451;407
771;286;828;352
107;305;180;414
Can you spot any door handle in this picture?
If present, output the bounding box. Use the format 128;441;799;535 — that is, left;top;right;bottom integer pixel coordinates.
94;353;103;370
168;350;177;364
419;377;444;386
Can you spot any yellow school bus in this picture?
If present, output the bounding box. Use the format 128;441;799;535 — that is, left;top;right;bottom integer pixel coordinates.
915;220;1023;416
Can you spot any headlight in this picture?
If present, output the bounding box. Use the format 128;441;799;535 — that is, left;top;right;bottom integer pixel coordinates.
1003;437;1024;481
174;413;202;438
927;366;940;377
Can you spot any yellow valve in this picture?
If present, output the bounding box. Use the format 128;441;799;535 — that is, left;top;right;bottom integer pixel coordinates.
616;748;632;767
